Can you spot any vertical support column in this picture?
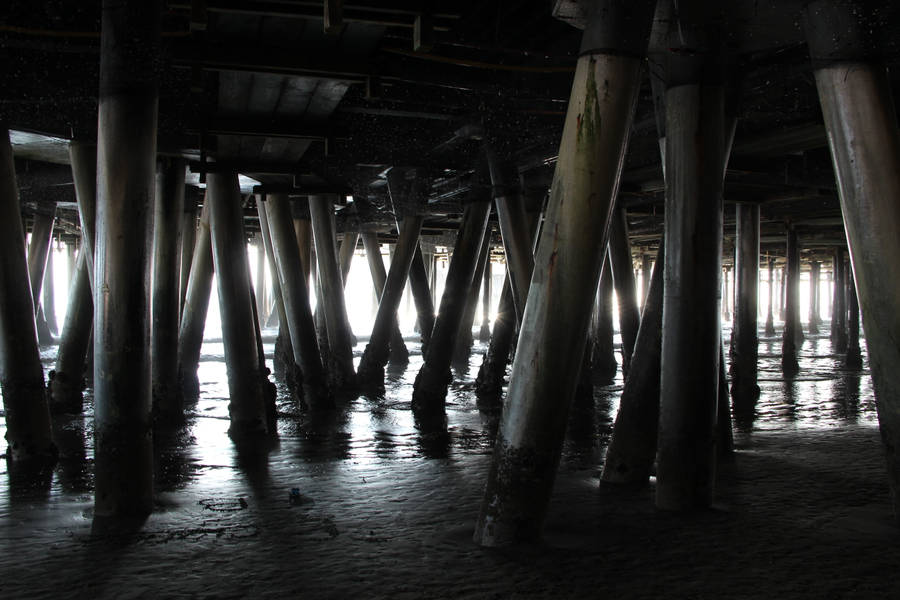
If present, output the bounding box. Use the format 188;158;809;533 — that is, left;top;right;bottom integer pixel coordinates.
358;217;424;384
27;209;56;315
591;263;618;384
256;197;292;380
475;275;515;406
255;232;267;328
93;0;160;518
412;198;491;420
656;11;730;511
722;266;732;322
177;200;213;400
641;253;652;309
731;203;760;404
764;257;776;336
831;248;848;352
475;1;655;545
208;172;271;436
309;195;356;390
845;264;862;369
779;265;786;320
264;195;331;408
601;242;664;485
781;223;801;375
50;141;99;411
50;249;93;412
478;259;492;342
808;260;821;334
0;128;55;461
804;0;900;518
486;148;534;321
151;158;185;422
43;246;58;335
454;227;491;364
179;198;197;314
608;208;640;375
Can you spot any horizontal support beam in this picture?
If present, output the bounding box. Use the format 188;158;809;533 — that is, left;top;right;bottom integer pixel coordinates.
168;0;460;29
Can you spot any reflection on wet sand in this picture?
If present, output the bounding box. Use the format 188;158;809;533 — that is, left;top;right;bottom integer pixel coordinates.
0;324;890;598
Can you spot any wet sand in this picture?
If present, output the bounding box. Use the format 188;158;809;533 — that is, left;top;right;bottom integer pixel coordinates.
1;329;897;599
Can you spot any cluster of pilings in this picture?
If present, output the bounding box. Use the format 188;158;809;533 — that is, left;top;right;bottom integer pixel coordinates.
2;0;899;541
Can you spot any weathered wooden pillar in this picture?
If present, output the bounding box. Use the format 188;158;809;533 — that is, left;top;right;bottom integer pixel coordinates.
179;198;197;313
358;216;423;385
27;209;56;316
0;128;55;461
601;242;664;485
93;0;160;518
656;10;730;511
454;228;492;365
804;0;900;519
764;257;776;336
151;158;185;422
591;263;617;384
475;275;515;407
809;260;821;334
781;223;801;375
608;208;640;375
360;232;408;368
309;195;356;390
413;198;491;421
831;247;848;352
208;172;271;436
176;199;213;400
264;194;331;408
845;262;862;369
474;1;655;545
731;203;760;403
478;259;492;342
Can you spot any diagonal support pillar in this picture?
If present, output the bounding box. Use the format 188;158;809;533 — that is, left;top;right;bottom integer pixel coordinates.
208;172;272;436
413;198;491;422
360;232;409;369
608;207;641;375
804;0;900;519
358;217;423;386
474;1;655;545
264;194;331;408
177;199;213;401
0;127;55;462
309;195;357;390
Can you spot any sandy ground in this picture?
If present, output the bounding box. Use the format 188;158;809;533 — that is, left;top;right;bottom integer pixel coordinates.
1;333;897;599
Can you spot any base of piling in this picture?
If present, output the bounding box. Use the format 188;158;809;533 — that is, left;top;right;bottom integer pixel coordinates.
47;370;85;415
